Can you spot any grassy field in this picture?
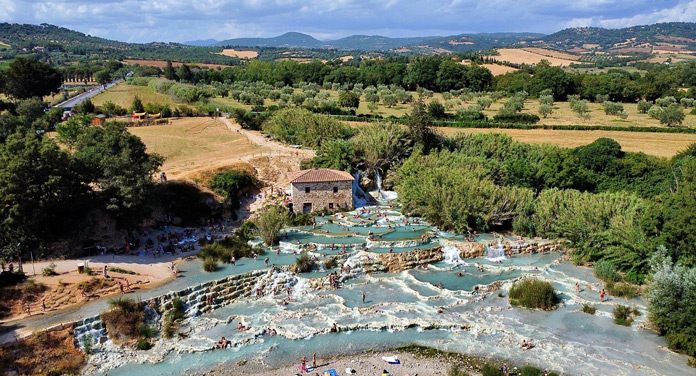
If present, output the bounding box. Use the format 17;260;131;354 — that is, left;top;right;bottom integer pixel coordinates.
91;82;175;109
217;49;258;59
129;117;265;180
435;127;696;158
487;48;579;66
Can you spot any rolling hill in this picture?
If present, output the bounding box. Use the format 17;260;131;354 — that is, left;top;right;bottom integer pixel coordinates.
215;32;325;49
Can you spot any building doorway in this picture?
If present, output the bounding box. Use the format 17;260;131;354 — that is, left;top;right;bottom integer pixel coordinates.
302;202;313;214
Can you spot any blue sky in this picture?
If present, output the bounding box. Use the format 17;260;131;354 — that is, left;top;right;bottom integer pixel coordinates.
2;0;696;43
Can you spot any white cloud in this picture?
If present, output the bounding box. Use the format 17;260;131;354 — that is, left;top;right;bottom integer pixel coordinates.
565;0;696;29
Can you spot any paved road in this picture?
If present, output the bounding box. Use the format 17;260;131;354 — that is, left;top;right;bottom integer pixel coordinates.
53;78;123;110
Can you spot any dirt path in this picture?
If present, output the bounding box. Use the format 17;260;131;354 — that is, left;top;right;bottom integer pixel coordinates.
220;117;315;158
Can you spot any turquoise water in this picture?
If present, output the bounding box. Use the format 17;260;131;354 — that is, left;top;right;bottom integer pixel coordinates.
86;197;693;376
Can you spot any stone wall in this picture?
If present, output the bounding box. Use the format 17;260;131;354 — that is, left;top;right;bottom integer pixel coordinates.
291;180;352;212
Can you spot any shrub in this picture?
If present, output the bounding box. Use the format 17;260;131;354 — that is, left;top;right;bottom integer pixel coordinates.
493;113;540;124
294;253;314;273
135;338;151;350
521;366;541;376
108;266;138;275
101;297;145;343
581;304;596;314
139;325;157;339
606;282;639;299
81;335;94;355
163;321;174;339
169;297;186;321
22;279;47;295
324;257;337;270
594;260;619;282
508;279;557;310
42;262;58;276
254;205;289;246
202;258;218;272
613;304;634;326
637;101;652;114
481;363;502;376
448;365;469;376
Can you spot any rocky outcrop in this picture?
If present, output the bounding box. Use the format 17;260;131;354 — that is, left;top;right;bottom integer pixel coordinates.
445;239;565;259
372;247;443;273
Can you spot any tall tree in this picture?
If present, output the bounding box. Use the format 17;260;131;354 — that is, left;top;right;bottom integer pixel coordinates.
408;100;435;150
2;57;62;100
95;69;112;85
177;64;193;82
164;61;177;80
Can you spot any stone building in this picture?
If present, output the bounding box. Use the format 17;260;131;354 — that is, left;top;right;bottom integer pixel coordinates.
287;168;354;213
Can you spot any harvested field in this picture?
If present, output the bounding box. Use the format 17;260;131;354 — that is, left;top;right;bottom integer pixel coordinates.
462;61;517;76
128;117;266;181
217;49;259;59
340;55;354;62
435;127;696;158
122;59;230;70
489;48;578;66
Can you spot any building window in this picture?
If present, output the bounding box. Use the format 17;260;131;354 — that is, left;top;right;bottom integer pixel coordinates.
333;186;338;193
305;187;310;193
329;203;334;209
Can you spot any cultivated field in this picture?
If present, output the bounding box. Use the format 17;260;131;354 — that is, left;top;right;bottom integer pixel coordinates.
122;59;230;70
217;49;258;59
489;48;579;66
128;117;265;180
91;82;175;108
0;40;10;48
435;127;696;158
462;62;517;75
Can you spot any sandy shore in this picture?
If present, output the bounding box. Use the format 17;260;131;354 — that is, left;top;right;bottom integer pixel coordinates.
206;350;486;376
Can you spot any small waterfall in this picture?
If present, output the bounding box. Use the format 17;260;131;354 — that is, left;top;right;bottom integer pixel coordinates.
485;238;506;261
442;245;465;265
373;168;398;201
352;170;368;208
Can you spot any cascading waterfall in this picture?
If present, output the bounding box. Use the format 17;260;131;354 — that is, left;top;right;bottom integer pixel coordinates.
374;168;398;201
485;238;506;261
352;170;368;208
442;245;465;265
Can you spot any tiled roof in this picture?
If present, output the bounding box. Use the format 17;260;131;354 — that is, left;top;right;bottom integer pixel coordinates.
288;168;354;183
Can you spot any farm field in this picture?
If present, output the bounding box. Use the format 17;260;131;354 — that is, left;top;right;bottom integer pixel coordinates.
0;40;10;48
128;117;265;180
122;59;231;70
435;127;696;158
217;49;258;59
488;48;579;66
93;81;696;129
91;82;175;108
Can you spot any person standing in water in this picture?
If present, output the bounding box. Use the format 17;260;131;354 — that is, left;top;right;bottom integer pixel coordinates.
362;291;365;304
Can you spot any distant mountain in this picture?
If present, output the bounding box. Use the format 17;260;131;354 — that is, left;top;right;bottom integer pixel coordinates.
184;39;219;47
326;35;438;51
216;32;324;48
0;22;130;49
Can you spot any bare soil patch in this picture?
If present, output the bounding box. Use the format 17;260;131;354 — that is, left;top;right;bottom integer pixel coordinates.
489;48;578;66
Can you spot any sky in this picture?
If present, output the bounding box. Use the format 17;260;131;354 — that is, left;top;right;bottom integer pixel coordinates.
1;0;696;43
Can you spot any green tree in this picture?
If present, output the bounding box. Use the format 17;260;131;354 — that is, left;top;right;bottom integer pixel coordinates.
659;105;685;127
408;100;434;150
312;139;354;171
131;95;144;113
352;122;411;173
95;70;112;86
73;122;163;225
0;132;80;257
427;100;446;119
56;114;92;148
254;205;288;246
74;98;95;114
164;61;177;81
177;64;193;82
338;91;360;109
210;171;253;213
538;103;553;118
16;98;47;124
2;57;62;100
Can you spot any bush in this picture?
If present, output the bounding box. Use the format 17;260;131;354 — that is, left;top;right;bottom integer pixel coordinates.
202;258;218;272
594;260;619;282
135;338;151;350
613;304;634;326
325;257;337;270
169;297;186;321
138;325;157;339
493;112;540;124
508;279;557;310
108;266;138;275
581;304;596;314
294;253;314;273
81;336;93;355
480;363;502;376
22;279;47;295
521;366;541;376
606;282;639;299
42;262;58;276
101;297;145;343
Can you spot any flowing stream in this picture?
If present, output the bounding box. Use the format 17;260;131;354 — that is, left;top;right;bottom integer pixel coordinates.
85;192;693;376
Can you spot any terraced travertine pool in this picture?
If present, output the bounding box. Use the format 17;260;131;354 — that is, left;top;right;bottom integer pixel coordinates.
86;193;693;376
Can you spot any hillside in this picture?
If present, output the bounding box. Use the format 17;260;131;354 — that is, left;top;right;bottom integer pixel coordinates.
420;32;545;53
536;22;696;53
216;32;325;48
326;35;436;51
